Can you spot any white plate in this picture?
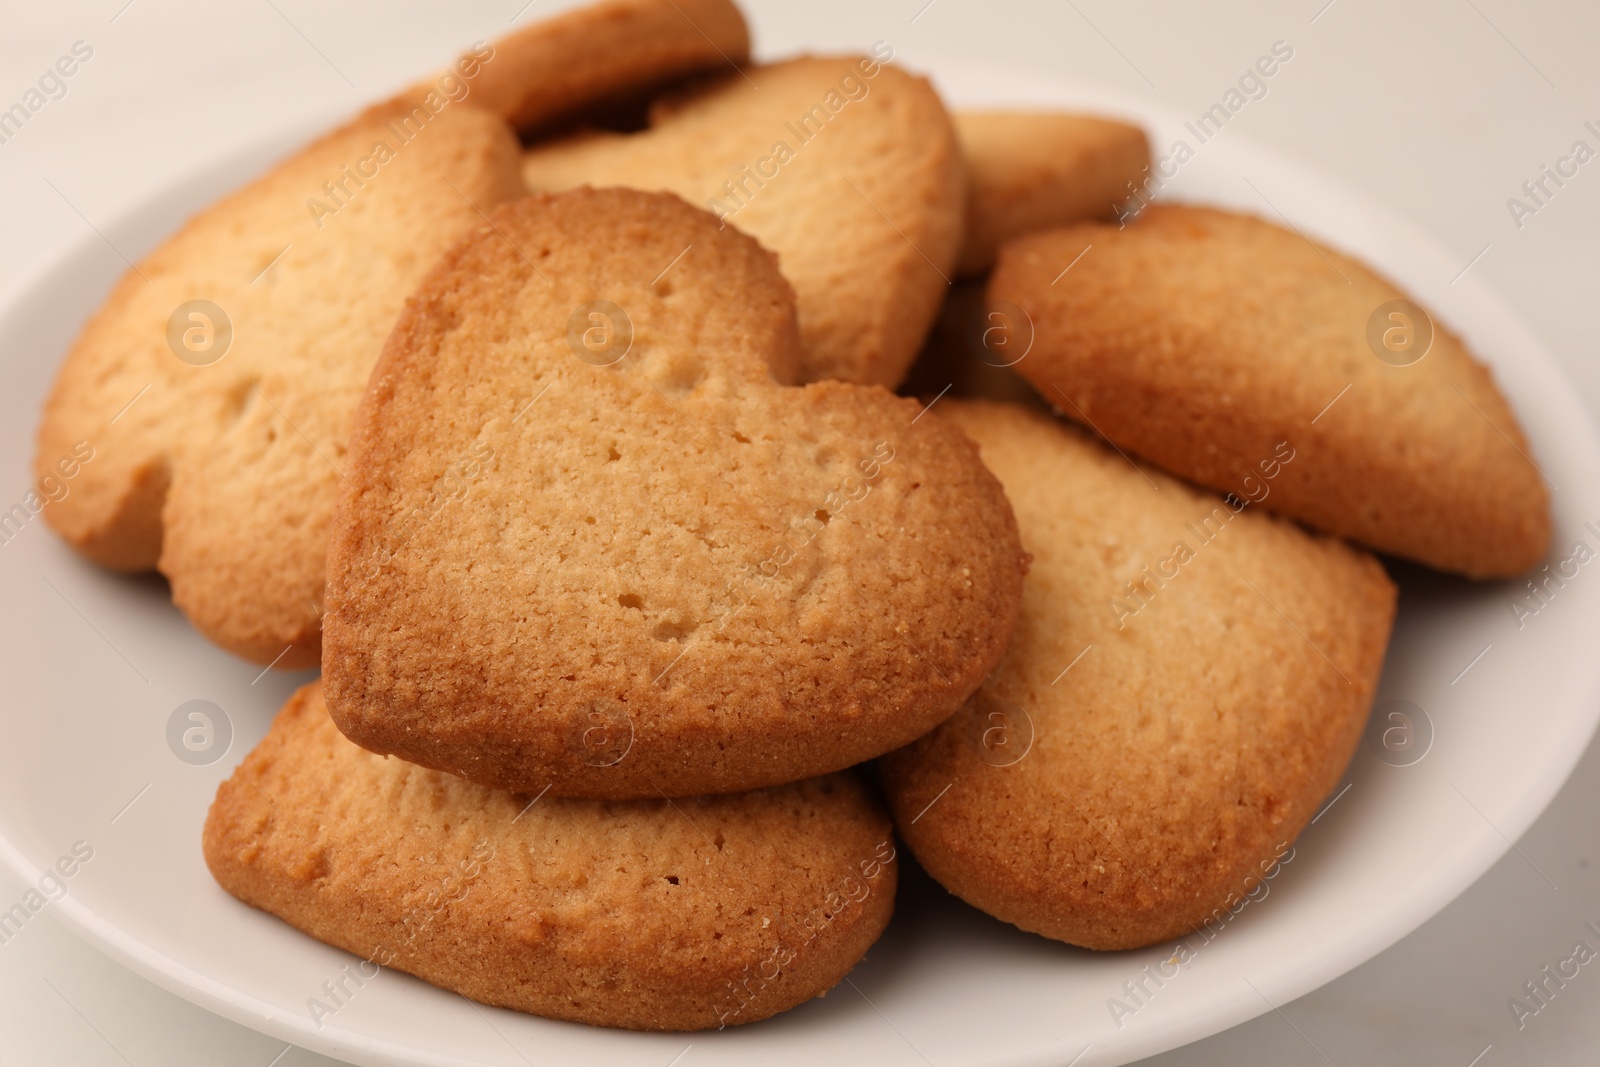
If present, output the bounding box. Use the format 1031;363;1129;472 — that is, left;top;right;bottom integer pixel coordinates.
2;54;1598;1067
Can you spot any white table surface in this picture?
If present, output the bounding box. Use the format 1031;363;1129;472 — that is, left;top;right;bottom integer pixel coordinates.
1;1;1597;1064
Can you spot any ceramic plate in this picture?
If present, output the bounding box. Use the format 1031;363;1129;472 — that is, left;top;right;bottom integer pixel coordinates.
1;54;1597;1067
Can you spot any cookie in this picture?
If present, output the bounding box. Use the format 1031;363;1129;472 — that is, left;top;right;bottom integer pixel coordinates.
413;0;750;134
203;682;898;1031
989;204;1550;578
879;400;1395;951
520;53;964;387
323;188;1025;799
33;101;526;666
954;110;1149;275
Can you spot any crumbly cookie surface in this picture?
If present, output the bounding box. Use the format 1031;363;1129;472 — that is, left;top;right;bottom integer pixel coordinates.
324;188;1025;799
521;55;965;387
990;204;1550;578
954;110;1149;275
880;400;1395;950
203;682;897;1031
33;101;527;666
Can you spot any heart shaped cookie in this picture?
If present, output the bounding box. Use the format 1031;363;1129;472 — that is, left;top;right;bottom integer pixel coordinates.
33;0;758;669
323;188;1025;799
34;101;526;667
880;400;1396;950
204;682;898;1031
520;54;965;387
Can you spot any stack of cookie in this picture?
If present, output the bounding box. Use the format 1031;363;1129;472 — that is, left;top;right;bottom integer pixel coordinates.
33;0;1549;1033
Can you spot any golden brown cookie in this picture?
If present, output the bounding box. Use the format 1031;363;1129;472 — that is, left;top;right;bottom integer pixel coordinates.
879;400;1395;951
413;0;749;134
203;682;898;1031
990;204;1550;578
954;110;1149;275
521;52;964;387
323;188;1025;800
33;101;526;666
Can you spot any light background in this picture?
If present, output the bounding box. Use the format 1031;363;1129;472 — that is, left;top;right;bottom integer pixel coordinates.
0;1;1596;1064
